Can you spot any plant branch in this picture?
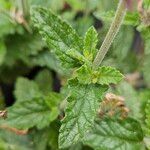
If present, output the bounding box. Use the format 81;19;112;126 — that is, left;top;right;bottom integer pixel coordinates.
93;0;127;69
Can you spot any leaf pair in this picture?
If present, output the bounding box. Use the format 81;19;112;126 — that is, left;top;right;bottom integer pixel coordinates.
75;65;123;85
83;117;144;150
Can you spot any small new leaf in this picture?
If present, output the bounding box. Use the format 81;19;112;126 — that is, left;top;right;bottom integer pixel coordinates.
83;117;144;150
83;26;98;61
75;65;123;85
59;80;108;148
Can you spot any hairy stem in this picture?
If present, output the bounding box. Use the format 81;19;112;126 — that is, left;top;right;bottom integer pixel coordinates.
93;0;127;69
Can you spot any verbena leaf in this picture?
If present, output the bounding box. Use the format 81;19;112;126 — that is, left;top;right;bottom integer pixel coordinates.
83;117;144;150
31;7;85;68
3;93;61;129
59;80;108;148
14;77;41;102
83;26;98;61
75;65;123;85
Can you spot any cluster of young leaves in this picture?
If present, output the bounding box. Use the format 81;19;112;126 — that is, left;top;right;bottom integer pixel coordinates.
31;6;145;150
0;0;149;149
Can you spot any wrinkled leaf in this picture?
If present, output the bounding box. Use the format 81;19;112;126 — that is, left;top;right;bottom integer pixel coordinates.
3;93;61;129
31;7;84;68
59;80;108;148
83;117;144;150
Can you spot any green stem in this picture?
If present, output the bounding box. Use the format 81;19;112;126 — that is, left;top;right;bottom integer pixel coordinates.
21;0;30;19
92;0;127;69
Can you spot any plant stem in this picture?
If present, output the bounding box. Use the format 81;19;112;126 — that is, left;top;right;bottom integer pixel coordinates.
93;0;127;69
21;0;30;19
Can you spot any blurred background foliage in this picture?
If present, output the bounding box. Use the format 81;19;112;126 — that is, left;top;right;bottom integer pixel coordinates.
0;0;150;149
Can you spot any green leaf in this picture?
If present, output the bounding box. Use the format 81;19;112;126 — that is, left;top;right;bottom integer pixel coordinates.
75;65;123;85
3;93;61;129
83;118;144;150
31;7;84;68
14;77;41;102
83;26;98;61
59;80;108;148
